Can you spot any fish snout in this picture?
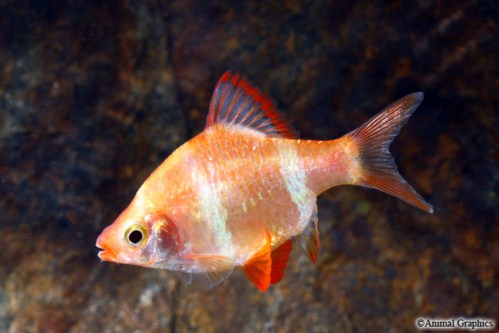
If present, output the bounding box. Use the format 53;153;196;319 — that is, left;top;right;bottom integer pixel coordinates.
96;229;117;262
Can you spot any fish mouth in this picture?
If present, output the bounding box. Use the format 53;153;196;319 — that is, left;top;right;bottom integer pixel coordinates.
97;249;117;262
96;240;117;262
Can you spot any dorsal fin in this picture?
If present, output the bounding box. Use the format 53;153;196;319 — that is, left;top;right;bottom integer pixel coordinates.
206;71;298;138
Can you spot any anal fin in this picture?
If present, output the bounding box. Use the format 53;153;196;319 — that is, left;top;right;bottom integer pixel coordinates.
295;204;320;263
243;231;272;292
270;240;293;284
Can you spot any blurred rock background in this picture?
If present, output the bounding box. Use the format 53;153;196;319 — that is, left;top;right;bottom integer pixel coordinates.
0;0;497;332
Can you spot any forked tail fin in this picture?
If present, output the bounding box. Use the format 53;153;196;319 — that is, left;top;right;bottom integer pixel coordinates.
346;92;433;213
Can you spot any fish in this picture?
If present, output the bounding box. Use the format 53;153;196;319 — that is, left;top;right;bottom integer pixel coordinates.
96;71;433;292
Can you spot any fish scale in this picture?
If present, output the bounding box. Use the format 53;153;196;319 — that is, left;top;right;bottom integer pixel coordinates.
96;71;433;292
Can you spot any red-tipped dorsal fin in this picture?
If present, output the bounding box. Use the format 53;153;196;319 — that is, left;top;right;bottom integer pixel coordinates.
346;92;433;213
270;240;293;284
243;231;272;292
206;71;299;138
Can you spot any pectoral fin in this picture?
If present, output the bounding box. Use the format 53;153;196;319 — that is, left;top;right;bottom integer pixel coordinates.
243;231;272;292
183;254;235;289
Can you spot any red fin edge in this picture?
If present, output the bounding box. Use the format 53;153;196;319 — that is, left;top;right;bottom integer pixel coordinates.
206;71;298;138
243;231;272;292
270;240;293;284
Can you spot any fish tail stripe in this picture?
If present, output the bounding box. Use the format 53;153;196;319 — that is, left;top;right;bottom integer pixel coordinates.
277;144;310;221
192;164;234;254
346;92;433;213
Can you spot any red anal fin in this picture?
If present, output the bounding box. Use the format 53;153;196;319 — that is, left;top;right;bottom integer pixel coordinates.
243;231;272;292
346;92;433;213
206;71;299;138
270;240;293;284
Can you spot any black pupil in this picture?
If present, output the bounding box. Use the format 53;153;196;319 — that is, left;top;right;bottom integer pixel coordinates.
128;230;143;244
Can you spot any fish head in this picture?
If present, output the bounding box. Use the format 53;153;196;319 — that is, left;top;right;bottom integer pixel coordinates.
96;198;180;268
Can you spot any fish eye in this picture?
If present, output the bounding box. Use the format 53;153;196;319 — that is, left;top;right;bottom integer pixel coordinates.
125;225;148;246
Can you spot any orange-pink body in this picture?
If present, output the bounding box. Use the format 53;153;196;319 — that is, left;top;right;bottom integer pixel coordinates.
96;71;432;291
137;125;350;262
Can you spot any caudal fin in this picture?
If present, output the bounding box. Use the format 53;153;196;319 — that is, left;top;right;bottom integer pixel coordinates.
346;92;433;213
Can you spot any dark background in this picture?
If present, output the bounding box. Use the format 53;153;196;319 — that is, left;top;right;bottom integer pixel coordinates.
1;1;497;332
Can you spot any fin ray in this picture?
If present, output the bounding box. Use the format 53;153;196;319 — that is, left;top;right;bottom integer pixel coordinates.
183;254;235;289
206;71;299;138
295;203;320;263
270;240;293;284
346;92;433;213
243;231;272;292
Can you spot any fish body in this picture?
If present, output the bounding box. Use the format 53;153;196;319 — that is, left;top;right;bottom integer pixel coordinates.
97;72;433;291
